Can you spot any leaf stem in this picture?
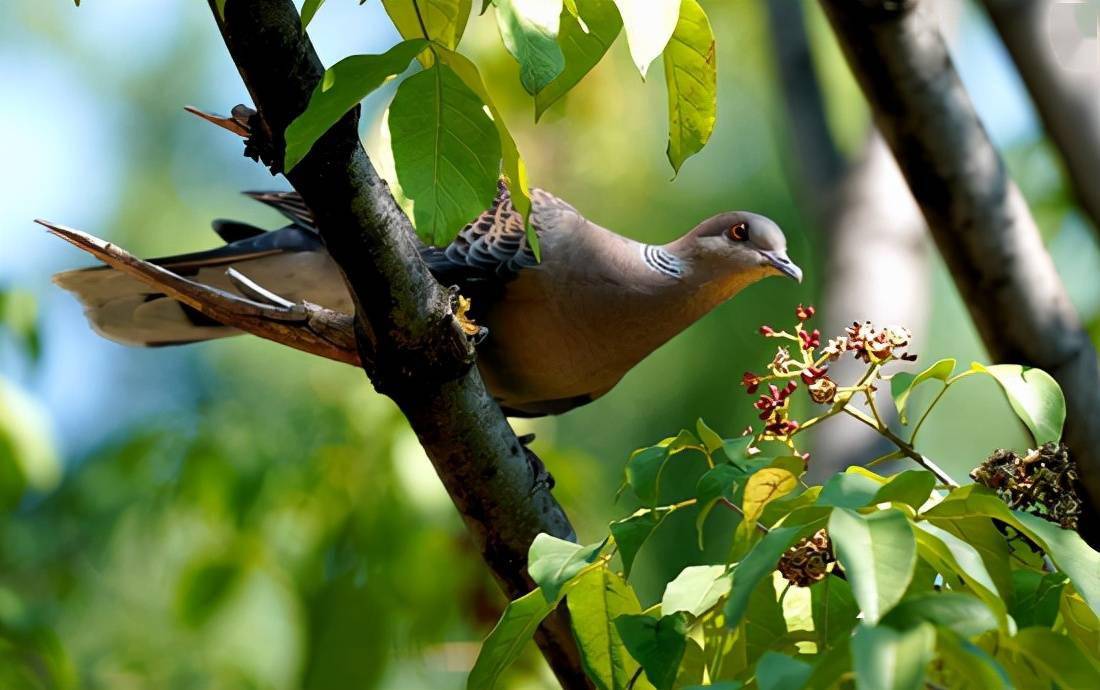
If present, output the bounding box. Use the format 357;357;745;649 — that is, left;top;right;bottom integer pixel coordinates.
909;382;950;444
842;408;958;487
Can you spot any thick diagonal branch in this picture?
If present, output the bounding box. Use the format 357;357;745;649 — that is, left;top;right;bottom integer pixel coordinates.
819;0;1100;543
205;1;589;685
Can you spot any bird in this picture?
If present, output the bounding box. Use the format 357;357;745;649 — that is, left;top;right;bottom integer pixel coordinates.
54;184;801;417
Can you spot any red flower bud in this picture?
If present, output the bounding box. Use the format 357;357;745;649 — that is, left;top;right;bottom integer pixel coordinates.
740;371;762;394
798;328;821;351
760;325;775;336
795;304;816;321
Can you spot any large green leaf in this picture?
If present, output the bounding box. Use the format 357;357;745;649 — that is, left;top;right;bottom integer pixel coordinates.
661;565;731;618
535;0;622;120
934;629;1011;690
389;62;502;245
494;0;565;94
610;509;664;577
968;363;1066;445
468;588;555;689
725;521;823;627
922;513;1015;606
624;445;671;506
567;567;643;690
285;39;428;172
881;591;998;638
434;48;537;257
382;0;472;55
816;472;881;509
912;521;1006;626
694;463;742;548
612;0;681;77
302;0;327;27
891;358;954;424
1010;570;1066;629
662;0;715;174
614;613;687;690
851;623;935;690
811;575;860;648
829;508;916;624
873;470;936;510
1005;627;1100;688
528;533;605;601
925;485;1100;618
755;651;812;690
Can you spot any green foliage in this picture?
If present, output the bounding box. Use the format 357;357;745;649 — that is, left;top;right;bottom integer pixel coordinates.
383;0;472;55
494;0;565;95
301;0;327;27
662;0;716;174
612;0;681;77
534;0;622;120
473;326;1100;688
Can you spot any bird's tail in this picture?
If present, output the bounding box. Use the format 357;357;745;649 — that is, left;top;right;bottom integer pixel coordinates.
53;217;348;347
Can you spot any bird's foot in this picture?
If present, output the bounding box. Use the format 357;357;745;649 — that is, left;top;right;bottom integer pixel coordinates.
448;286;488;345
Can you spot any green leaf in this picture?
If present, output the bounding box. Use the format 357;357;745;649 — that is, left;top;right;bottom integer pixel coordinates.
926;485;1100;618
694;463;742;548
176;556;242;628
390;62;502;245
382;0;472;55
662;0;715;174
725;521;823;627
756;651;812;690
1061;589;1100;658
969;363;1066;445
1004;627;1100;688
623;446;671;506
881;591;998;638
816;472;881;509
851;623;935;690
494;0;565;94
1010;570;1067;628
829;508;916;624
535;0;623;120
744;577;791;664
214;0;226;18
302;0;327;27
661;565;731;618
614;613;687;690
285;39;428;172
912;521;1007;627
873;470;936;509
935;629;1012;690
567;567;643;690
468;588;556;689
721;436;755;465
811;575;860;648
891;358;954;424
695;418;723;454
612;0;681;77
434;48;537;258
922;513;1015;606
610;509;664;577
528;533;605;601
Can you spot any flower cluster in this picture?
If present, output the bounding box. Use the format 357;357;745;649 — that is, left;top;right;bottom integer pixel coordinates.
777;529;835;587
971;443;1081;530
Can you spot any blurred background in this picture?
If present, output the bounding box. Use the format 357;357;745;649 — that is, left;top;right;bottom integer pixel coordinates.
1;1;1097;688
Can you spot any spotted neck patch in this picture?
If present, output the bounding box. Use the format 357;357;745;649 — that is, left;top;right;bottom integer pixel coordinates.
641;244;685;278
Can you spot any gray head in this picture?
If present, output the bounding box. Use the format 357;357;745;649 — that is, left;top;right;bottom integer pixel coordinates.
670;211;802;283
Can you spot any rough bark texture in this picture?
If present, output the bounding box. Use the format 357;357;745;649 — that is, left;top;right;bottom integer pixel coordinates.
207;1;591;686
766;0;930;479
981;0;1100;236
819;0;1100;541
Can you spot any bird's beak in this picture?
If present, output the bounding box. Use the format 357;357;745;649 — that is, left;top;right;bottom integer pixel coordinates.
760;250;803;283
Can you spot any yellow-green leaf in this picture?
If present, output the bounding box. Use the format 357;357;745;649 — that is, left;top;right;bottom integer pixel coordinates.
662;0;715;174
741;467;797;525
612;0;681;77
534;0;622;120
494;0;565;94
389;62;502;245
285;39;427;172
468;588;556;689
382;0;472;66
302;0;327;27
567;567;643;690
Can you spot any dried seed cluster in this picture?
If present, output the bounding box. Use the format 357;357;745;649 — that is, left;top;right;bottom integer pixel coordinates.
970;442;1081;530
777;529;835;587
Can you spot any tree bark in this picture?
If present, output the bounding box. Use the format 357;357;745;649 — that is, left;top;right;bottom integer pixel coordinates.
206;1;591;686
766;0;930;480
819;0;1100;538
981;0;1100;236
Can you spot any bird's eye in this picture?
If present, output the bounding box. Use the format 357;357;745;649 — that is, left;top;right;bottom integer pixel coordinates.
728;222;749;242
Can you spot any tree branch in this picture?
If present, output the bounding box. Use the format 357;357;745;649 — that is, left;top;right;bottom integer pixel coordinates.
819;0;1100;543
201;1;590;685
980;0;1100;237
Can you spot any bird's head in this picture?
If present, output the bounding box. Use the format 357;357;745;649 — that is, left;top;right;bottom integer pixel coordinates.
673;211;802;283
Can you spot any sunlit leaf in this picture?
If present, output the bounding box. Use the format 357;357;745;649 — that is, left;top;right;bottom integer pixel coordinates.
662;0;715;174
528;533;605;601
725;521;823;627
1004;627;1100;688
881;591;998;638
829;508;916;624
967;363;1066;445
535;0;622;119
390;62;502;245
891;358;954;424
873;470;935;509
382;0;472;65
302;0;327;27
567;566;643;690
912;521;1007;627
494;0;565;94
737;467;797;544
284;40;427;172
612;0;681;77
816;472;880;509
468;588;555;689
614;613;687;690
610;509;664;577
811;575;859;647
851;622;935;690
661;565;730;618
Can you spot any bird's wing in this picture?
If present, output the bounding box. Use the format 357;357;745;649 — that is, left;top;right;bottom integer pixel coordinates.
243;191;318;231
